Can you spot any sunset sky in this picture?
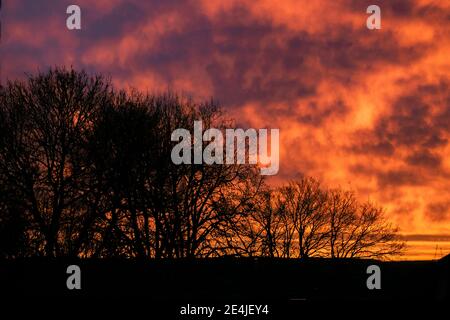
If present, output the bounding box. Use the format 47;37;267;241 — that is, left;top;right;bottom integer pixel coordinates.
1;0;449;259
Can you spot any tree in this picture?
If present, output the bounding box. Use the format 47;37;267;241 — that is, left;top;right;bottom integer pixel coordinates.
0;68;110;257
87;91;263;258
326;189;405;259
277;178;329;258
218;187;283;258
0;68;263;259
239;178;405;260
0;68;404;260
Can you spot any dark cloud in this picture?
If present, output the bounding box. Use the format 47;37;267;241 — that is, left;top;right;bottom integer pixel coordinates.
405;150;442;168
349;138;395;157
295;100;348;126
426;201;450;222
377;168;427;187
85;2;145;40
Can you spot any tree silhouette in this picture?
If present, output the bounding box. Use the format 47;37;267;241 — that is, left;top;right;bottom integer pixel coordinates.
326;189;405;258
278;179;330;258
0;68;404;260
227;178;405;259
0;68;110;257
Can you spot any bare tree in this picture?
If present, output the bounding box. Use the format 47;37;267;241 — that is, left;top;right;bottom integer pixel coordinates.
226;178;329;259
88;92;263;258
0;68;404;261
277;178;329;258
0;68;110;257
239;178;405;260
326;189;405;259
219;188;285;258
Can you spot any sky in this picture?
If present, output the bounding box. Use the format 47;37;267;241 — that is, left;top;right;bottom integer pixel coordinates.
1;0;450;259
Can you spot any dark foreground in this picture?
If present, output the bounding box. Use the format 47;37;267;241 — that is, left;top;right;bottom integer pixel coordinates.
1;256;449;301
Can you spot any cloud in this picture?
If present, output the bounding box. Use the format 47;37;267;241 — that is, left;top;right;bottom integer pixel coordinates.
426;201;450;222
1;0;450;236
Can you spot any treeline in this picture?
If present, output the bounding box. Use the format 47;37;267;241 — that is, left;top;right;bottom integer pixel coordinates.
0;68;404;259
